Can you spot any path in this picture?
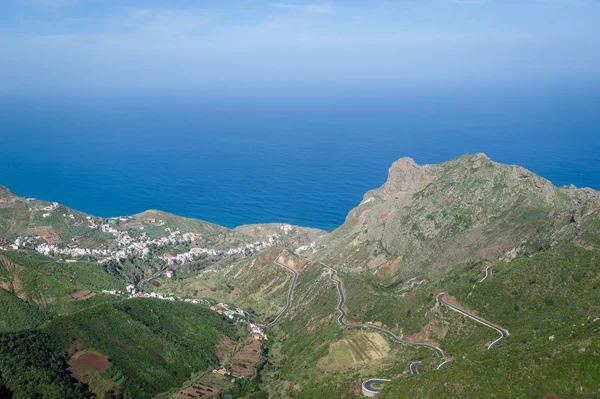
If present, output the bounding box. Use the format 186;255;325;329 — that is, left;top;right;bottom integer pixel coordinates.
265;254;299;327
479;265;493;283
323;263;446;395
436;292;509;349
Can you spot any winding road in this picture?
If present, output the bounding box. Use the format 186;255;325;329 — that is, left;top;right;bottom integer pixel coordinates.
362;379;391;395
323;264;446;395
437;292;509;349
479;265;493;282
324;264;510;395
325;265;444;357
265;254;299;327
409;361;421;375
435;359;454;370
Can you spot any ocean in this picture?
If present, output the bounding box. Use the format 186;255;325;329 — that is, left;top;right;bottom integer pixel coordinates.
1;84;599;231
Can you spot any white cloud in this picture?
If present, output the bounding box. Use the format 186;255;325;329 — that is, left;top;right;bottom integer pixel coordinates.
272;2;335;14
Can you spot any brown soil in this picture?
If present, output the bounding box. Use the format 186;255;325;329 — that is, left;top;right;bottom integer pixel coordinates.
68;348;118;397
71;290;96;300
229;339;261;379
277;252;308;273
216;336;236;363
349;338;370;361
26;225;56;237
0;254;18;271
76;352;111;372
0;262;24;295
404;308;442;344
442;293;477;315
377;255;403;278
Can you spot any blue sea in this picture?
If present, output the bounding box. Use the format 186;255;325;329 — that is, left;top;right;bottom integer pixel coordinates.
1;84;599;231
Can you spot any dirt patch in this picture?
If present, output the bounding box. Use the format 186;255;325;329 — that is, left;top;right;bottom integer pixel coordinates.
26;225;56;237
68;349;118;397
75;351;111;372
277;252;308;273
404;308;442;344
377;255;403;278
0;254;18;271
71;290;96;300
216;336;236;363
229;339;261;379
317;332;390;371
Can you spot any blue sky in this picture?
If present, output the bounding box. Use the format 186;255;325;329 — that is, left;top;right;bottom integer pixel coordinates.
1;0;599;92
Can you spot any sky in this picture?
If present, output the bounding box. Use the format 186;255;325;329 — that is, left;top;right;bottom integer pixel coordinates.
1;0;599;92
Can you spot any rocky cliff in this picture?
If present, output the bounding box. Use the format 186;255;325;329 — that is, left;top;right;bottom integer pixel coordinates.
314;153;600;280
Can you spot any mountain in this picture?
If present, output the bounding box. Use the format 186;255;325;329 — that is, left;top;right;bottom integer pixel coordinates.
314;153;599;280
155;154;599;398
1;154;599;398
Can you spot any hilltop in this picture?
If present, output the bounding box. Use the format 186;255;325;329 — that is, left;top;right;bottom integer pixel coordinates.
314;153;599;280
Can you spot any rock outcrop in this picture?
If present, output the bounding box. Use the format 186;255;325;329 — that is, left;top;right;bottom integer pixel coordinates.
314;154;600;280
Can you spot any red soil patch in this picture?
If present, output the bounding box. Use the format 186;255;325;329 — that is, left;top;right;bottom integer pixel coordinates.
71;290;96;300
78;352;110;372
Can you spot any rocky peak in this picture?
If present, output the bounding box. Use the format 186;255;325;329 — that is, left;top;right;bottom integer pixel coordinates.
381;157;431;200
317;154;600;280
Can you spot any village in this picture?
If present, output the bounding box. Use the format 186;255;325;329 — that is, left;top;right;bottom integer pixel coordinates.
5;206;282;267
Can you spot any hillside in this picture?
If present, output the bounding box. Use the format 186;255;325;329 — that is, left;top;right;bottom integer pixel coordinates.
0;251;244;399
314;153;599;280
0;186;326;284
1;154;599;398
157;154;599;398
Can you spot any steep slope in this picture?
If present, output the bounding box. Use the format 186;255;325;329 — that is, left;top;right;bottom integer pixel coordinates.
315;153;599;281
378;243;600;398
170;154;600;398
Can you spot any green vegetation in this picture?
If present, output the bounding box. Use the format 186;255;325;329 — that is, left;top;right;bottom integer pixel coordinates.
0;330;92;399
0;289;50;331
48;298;239;398
2;251;122;292
0;248;244;398
380;244;600;398
0;251;122;316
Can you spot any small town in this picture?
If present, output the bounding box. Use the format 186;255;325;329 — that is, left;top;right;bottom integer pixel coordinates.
4;204;284;267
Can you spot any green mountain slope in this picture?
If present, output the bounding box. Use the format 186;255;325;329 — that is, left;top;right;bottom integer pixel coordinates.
0;249;244;398
315;154;598;280
1;154;598;398
380;243;600;398
159;154;599;398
